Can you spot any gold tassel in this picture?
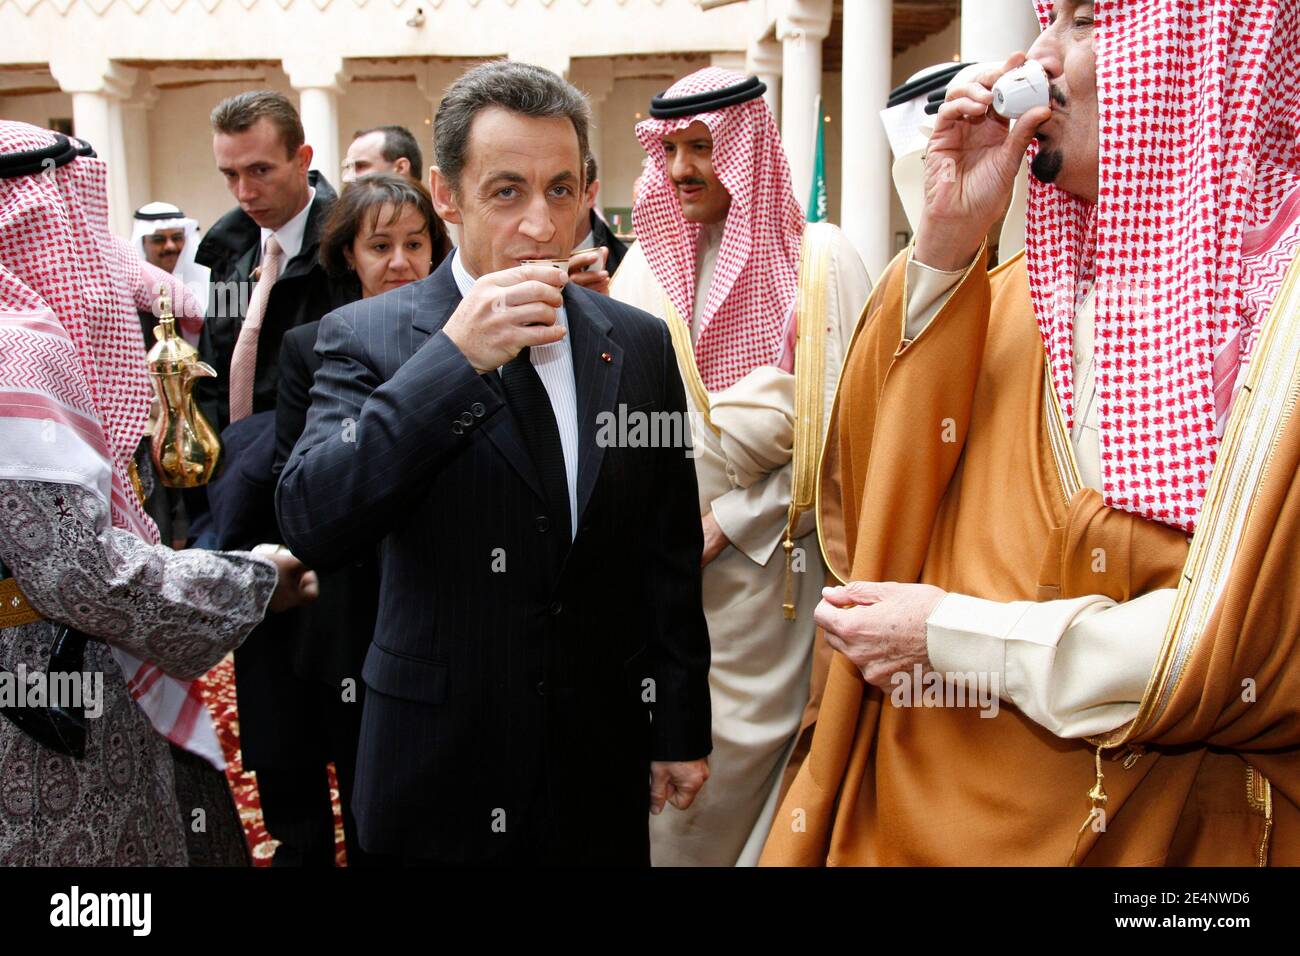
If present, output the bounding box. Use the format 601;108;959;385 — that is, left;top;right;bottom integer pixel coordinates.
782;535;796;620
1068;745;1109;866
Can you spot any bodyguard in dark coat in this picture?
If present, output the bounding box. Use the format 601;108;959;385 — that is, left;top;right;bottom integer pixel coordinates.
194;168;354;434
277;62;712;865
198;90;356;866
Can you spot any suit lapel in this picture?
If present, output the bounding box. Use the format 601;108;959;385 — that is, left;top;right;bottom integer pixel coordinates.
411;259;547;504
565;287;623;524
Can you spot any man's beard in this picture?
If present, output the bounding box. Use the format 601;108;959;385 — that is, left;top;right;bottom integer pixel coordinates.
1031;146;1064;183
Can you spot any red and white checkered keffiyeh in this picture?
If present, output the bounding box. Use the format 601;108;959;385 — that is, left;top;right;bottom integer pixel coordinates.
634;67;805;391
0;120;225;768
1026;0;1300;532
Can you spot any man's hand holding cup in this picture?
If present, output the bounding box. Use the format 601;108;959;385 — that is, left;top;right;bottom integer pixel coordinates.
442;264;568;373
915;52;1053;273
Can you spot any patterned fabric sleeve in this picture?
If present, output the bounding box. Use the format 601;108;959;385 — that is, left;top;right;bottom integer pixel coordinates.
0;479;276;680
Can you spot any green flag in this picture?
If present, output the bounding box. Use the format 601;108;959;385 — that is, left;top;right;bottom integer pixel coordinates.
807;95;828;223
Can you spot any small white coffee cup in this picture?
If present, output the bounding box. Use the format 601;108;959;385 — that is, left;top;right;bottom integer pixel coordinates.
993;59;1050;119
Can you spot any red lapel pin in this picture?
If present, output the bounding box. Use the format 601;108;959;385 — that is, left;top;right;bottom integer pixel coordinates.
600;352;612;363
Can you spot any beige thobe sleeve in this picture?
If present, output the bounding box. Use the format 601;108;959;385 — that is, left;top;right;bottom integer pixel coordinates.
710;227;872;566
904;248;1176;738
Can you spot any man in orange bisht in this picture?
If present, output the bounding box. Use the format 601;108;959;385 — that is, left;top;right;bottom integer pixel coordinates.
764;0;1300;866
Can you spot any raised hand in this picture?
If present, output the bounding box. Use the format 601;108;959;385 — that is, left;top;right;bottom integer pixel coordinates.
915;53;1052;272
442;264;569;373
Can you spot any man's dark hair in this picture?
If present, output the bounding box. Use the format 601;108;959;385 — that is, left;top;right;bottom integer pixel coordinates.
585;153;598;187
434;61;590;193
318;172;449;278
353;125;424;177
210;90;305;157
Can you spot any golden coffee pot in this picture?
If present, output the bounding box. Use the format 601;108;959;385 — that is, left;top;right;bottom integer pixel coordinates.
146;285;220;487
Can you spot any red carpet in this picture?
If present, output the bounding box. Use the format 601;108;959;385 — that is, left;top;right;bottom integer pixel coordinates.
200;655;346;866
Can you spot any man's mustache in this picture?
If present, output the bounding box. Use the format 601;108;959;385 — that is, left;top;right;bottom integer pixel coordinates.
675;178;707;188
1049;83;1068;108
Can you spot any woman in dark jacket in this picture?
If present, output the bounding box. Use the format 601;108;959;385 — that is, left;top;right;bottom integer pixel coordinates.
266;175;450;866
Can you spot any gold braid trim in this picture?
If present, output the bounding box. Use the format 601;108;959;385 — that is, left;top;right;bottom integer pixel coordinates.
1246;765;1274;867
783;223;834;620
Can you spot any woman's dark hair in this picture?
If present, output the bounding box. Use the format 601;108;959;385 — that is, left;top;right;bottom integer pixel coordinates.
319;172;450;278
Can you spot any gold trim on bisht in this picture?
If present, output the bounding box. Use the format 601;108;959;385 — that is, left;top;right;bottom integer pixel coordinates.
781;222;834;620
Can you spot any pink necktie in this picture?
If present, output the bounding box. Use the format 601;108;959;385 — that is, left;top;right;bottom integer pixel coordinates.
228;235;283;423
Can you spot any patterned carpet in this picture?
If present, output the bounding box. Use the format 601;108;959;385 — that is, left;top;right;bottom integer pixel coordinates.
200;655;346;866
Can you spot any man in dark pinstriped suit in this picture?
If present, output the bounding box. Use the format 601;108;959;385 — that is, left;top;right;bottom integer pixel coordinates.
276;62;712;865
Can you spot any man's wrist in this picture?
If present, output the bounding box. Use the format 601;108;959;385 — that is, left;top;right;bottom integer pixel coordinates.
914;223;985;273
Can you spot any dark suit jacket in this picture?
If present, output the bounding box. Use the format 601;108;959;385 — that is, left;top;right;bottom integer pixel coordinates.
589;209;628;276
276;257;712;864
274;320;379;688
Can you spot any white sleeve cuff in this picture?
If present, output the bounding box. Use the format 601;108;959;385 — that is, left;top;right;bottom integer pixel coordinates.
925;590;1175;739
903;254;972;342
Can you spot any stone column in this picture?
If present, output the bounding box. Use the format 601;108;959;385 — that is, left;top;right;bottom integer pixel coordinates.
841;0;893;278
50;56;136;235
778;0;832;210
283;55;349;184
121;80;159;216
746;38;783;128
570;57;615;180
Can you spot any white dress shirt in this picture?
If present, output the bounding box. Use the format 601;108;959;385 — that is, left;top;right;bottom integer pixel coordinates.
451;249;580;539
258;186;316;265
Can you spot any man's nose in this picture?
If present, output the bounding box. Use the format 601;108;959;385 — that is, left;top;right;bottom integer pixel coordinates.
518;194;556;243
670;151;693;182
1025;30;1061;78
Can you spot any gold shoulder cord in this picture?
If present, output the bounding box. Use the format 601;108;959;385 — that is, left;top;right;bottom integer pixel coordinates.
782;223;833;620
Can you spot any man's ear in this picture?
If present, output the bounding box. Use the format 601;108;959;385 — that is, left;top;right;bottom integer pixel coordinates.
394;157;412;177
429;166;463;225
585;177;600;209
296;143;314;176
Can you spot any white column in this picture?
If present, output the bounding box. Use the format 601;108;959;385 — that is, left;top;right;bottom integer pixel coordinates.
746;38;783;129
570;57;615;179
778;0;832;211
283;55;348;184
841;0;893;279
50;57;136;235
961;0;1042;63
121;81;158;215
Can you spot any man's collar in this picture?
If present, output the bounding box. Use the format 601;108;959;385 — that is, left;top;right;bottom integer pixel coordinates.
450;248;477;298
259;185;316;262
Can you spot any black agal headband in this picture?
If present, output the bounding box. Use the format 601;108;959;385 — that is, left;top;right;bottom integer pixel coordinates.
0;133;95;180
649;75;768;119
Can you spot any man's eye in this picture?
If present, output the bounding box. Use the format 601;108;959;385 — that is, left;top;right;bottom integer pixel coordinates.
550;186;572;198
1074;17;1093;27
497;187;518;199
663;144;676;154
